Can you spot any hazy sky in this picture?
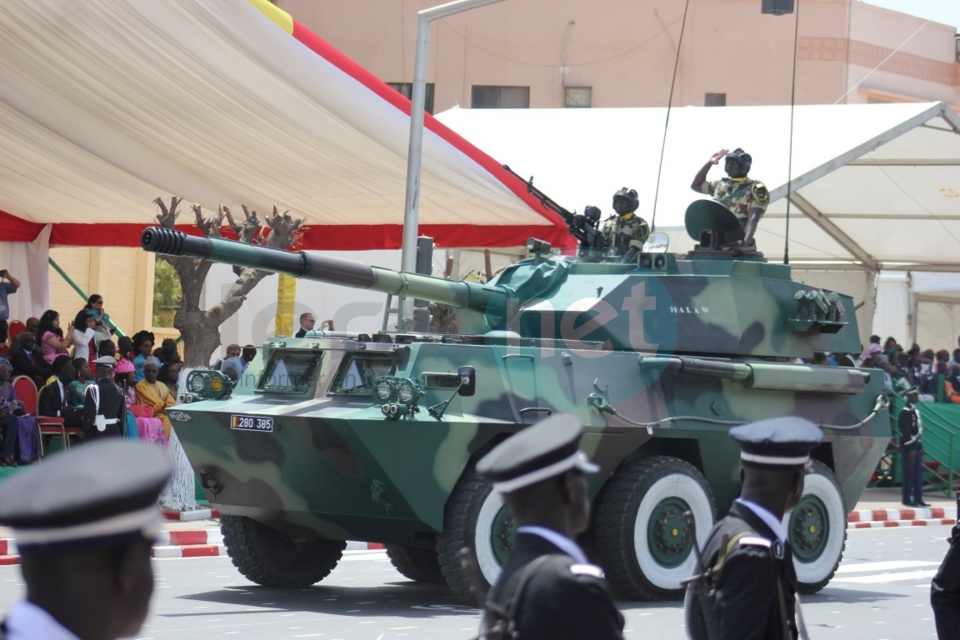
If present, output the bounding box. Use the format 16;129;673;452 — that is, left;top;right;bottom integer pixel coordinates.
861;0;960;30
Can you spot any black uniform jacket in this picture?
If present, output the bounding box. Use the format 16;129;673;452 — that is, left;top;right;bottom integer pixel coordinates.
898;403;921;449
932;516;960;639
81;378;125;439
693;502;798;640
484;532;624;640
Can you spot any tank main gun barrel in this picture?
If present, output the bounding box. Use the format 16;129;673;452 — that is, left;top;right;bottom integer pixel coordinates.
140;227;495;310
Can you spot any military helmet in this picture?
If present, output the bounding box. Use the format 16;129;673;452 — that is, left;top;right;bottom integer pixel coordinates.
725;148;752;176
612;187;639;214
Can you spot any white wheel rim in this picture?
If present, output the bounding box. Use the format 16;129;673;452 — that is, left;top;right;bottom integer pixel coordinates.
632;473;714;590
474;488;505;585
784;472;845;585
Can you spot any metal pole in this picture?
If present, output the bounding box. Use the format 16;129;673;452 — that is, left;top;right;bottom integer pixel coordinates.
399;0;507;328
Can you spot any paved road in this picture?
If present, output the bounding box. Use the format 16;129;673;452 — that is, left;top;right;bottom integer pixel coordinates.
0;525;951;639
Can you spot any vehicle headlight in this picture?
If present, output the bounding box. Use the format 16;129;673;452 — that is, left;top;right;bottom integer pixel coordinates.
398;380;416;403
375;378;393;401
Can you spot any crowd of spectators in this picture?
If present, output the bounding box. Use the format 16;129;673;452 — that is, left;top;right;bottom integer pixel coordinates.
806;334;960;404
0;295;185;465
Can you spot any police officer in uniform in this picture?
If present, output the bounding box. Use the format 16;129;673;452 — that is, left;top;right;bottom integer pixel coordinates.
0;439;172;640
685;417;823;640
691;148;769;248
477;413;624;640
599;187;650;261
82;355;125;440
899;387;928;507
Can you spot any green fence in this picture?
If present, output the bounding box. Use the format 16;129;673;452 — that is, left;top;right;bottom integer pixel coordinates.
885;394;958;498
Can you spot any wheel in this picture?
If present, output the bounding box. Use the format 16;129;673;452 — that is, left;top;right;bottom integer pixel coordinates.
221;515;346;588
786;460;846;593
385;544;445;584
592;456;716;601
436;468;512;603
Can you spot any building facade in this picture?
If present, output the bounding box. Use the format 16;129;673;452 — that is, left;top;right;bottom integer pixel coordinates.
280;0;959;111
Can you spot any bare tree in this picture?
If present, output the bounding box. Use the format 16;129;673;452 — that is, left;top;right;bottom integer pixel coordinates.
152;197;305;367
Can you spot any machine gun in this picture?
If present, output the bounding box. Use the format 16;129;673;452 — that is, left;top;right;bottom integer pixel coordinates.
502;164;607;260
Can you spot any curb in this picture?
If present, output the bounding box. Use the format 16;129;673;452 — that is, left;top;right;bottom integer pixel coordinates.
850;517;956;529
847;507;956;523
162;509;220;522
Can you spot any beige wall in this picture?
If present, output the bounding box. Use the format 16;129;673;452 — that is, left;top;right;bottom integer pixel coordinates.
48;247;164;342
281;0;958;109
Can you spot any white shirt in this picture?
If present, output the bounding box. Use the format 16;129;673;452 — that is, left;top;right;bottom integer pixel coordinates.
72;327;96;360
516;526;589;564
5;600;80;640
735;497;788;543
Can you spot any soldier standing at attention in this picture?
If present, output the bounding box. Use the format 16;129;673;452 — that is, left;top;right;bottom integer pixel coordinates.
0;439;171;640
899;387;928;507
600;187;650;261
691;148;769;247
477;414;624;640
82;355;126;440
685;417;823;640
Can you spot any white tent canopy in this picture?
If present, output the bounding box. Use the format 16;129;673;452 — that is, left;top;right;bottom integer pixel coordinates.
437;102;960;268
0;0;565;249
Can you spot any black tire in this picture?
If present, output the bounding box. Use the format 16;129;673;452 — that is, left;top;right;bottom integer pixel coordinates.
436;468;508;603
592;456;716;601
221;515;345;588
385;543;445;584
788;460;846;594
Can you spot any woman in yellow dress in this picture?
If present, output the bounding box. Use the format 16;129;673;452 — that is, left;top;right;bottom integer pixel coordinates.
135;358;176;438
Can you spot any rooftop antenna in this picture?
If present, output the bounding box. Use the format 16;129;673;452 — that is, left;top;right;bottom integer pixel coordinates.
778;0;800;266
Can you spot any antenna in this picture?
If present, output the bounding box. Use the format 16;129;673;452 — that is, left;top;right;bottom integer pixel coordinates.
783;0;801;265
649;0;691;232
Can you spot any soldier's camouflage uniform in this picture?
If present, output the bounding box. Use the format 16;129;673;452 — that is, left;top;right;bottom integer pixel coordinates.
600;212;650;257
701;178;770;234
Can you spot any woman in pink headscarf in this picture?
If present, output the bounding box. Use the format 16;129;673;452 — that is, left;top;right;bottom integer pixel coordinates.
115;358;166;447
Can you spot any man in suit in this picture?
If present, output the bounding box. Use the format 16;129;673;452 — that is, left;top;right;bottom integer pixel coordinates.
9;332;52;389
0;439;171;640
37;363;82;429
81;356;125;440
899;387;928;507
685;417;823;640
295;312;315;338
477;414;624;640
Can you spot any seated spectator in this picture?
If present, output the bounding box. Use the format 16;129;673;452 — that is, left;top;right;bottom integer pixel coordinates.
935;349;951;375
37;310;75;365
811;352;830;366
23;317;39;336
153;338;180;364
835;352;856;367
131;331;155;383
67;358;94;409
858;342;882;366
159;361;182;398
117;359;165;447
0;358;39;466
9;332;53;388
37;363;83;430
47;354;72;387
883;336;901;361
117;335;133;361
98;339;117;360
136;359;176;439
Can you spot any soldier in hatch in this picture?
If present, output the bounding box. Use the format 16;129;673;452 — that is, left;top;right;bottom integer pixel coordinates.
691;148;769;248
599;187;650;261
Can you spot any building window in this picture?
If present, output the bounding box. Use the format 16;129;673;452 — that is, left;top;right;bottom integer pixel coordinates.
705;93;726;107
387;82;435;114
564;87;592;108
471;85;530;109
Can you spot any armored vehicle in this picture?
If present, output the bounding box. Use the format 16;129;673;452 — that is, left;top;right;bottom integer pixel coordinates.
141;203;888;602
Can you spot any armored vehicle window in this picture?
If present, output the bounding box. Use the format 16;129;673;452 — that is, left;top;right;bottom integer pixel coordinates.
257;352;321;393
330;354;398;395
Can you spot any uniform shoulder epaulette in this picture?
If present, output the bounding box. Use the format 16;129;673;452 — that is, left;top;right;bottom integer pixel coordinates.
737;535;772;549
750;181;770;205
569;562;605;579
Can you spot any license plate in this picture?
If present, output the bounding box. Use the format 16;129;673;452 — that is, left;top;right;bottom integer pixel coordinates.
230;415;274;432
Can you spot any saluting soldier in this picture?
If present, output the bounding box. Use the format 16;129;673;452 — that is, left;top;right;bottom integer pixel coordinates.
691;148;769;248
599;187;650;261
685;417;823;640
82;355;126;440
0;439;171;640
477;413;624;640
